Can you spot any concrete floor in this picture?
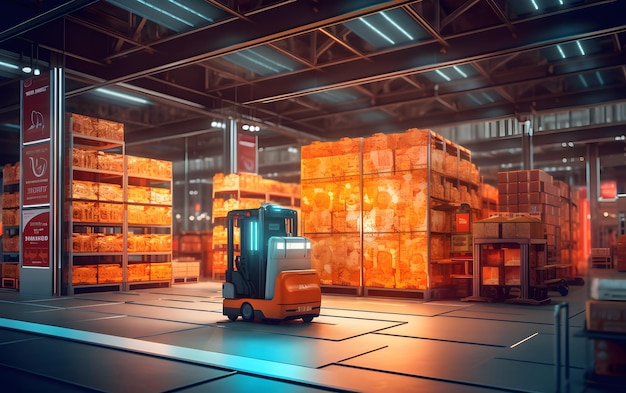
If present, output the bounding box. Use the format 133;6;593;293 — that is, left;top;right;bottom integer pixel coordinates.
0;270;623;393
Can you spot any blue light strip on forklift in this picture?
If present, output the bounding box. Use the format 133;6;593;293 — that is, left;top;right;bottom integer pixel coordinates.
0;317;352;391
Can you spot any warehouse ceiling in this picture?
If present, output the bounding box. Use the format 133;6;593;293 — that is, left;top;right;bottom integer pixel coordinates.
0;0;625;187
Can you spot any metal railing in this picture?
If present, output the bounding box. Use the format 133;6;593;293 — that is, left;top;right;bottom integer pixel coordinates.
554;302;570;392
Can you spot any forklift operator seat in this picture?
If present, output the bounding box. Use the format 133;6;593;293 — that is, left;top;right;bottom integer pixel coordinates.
264;236;312;300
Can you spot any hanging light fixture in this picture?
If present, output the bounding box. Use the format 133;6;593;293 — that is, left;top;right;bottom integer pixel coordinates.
21;55;32;74
21;43;34;74
33;44;40;75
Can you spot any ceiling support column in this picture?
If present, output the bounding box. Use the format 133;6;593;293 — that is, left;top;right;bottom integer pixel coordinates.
224;118;238;175
586;143;601;248
521;120;534;170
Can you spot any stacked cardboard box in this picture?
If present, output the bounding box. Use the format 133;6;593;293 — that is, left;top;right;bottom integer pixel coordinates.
302;128;482;292
172;260;200;283
2;162;20;183
497;169;562;265
587;277;626;377
211;172;300;280
554;179;580;267
616;235;626;272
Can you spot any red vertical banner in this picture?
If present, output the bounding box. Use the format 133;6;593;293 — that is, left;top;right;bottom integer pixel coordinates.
22;73;52;207
456;213;471;232
22;74;51;143
22;143;50;206
237;131;257;173
22;209;50;268
600;180;617;199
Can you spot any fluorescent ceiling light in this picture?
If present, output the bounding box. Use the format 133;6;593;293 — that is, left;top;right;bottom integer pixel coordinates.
381;12;413;40
95;87;149;104
167;0;213;22
595;71;604;85
467;94;482;106
576;40;585;56
453;66;467;78
135;0;193;27
108;0;217;32
310;89;357;104
482;92;494;103
233;51;290;74
556;45;566;59
359;17;395;45
578;74;588;88
435;69;451;82
530;0;539;10
0;61;19;70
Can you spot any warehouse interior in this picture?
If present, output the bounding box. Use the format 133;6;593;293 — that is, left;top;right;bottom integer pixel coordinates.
1;1;626;391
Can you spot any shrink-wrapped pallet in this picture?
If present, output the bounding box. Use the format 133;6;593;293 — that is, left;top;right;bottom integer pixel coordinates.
97;118;124;141
72;265;98;285
72;201;97;222
128;263;150;282
71;114;98;137
98;203;123;223
127;185;151;203
1;192;19;208
308;233;360;286
2;208;20;226
150;188;172;205
72;180;98;200
363;233;399;288
150;263;172;281
97;152;124;172
98;183;123;202
395;232;428;289
302;128;480;293
1;263;19;278
363;133;395;174
96;234;123;253
3;162;20;183
98;264;123;283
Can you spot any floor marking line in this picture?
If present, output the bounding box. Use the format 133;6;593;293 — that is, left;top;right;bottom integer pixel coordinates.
510;332;539;348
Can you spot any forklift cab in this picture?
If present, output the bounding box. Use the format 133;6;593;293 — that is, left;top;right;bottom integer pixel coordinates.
225;204;298;299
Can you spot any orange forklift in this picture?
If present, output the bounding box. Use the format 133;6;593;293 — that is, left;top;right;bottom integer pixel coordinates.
222;204;321;322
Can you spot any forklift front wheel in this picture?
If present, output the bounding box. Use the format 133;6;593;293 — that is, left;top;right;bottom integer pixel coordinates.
227;314;238;321
302;315;314;323
241;302;255;322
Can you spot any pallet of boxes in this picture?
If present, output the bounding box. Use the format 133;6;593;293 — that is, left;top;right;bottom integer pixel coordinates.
586;276;626;384
616;235;626;272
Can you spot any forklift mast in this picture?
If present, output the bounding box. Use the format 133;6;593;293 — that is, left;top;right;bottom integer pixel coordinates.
225;204;298;299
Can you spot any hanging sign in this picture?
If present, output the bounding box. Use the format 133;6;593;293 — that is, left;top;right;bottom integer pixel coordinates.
456;213;471;233
237;132;258;173
22;209;50;269
22;73;51;143
22;142;50;206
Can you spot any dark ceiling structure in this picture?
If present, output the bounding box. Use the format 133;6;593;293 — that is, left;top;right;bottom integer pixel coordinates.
0;0;625;187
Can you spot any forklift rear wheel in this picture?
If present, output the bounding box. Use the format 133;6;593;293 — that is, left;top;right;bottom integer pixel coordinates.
302;315;314;323
227;314;238;321
241;303;255;322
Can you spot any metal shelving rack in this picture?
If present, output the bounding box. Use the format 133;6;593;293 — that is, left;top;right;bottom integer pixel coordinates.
300;129;482;299
466;237;550;305
65;115;172;294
